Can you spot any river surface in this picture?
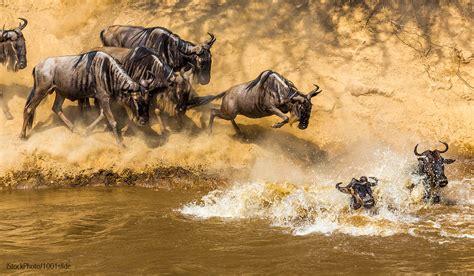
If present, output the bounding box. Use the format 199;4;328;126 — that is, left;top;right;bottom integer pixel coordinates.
0;186;473;274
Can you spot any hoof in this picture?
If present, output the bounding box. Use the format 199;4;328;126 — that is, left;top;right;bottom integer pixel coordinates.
5;113;13;120
18;134;27;140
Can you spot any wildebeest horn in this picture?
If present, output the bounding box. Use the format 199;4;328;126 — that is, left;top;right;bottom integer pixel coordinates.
18;18;28;30
437;141;449;153
204;32;216;48
414;144;422;156
307;84;322;99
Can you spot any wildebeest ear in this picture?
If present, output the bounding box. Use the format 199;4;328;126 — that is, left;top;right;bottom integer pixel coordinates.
191;45;203;55
444;159;455;164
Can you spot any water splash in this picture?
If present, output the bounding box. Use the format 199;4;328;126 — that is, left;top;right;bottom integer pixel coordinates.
181;148;473;240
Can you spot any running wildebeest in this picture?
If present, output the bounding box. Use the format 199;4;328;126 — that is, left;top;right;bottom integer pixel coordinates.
412;141;455;203
85;46;194;132
336;176;378;210
19;51;152;145
100;25;216;84
0;18;28;120
207;70;322;135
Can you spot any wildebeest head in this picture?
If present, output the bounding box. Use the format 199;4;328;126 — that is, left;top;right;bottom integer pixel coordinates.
289;84;322;129
414;141;455;188
0;18;28;71
168;67;194;115
336;177;375;210
121;75;152;126
181;33;215;85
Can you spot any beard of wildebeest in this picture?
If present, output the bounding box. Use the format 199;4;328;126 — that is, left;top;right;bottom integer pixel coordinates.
414;141;456;203
0;18;28;71
290;98;313;130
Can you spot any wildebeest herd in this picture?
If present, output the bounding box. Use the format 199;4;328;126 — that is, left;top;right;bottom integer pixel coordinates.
0;18;457;207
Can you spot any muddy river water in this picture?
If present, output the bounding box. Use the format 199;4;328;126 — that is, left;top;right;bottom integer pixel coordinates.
0;184;472;274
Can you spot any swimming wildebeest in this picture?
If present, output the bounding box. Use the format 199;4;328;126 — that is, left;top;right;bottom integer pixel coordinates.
85;46;194;131
0;18;28;119
336;176;378;210
19;51;152;145
100;25;215;84
412;141;455;203
207;70;322;135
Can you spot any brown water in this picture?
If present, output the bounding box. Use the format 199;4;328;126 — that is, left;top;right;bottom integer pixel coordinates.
0;186;472;274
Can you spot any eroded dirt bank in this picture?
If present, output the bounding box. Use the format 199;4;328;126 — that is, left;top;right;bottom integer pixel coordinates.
0;1;472;189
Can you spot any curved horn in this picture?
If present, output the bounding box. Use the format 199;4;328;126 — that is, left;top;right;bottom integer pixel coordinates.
307;84;322;99
18;18;28;30
437;141;449;153
205;32;216;47
312;84;320;93
414;144;422;156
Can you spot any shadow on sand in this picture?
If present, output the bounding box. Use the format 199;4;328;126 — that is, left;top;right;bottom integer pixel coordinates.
217;122;327;166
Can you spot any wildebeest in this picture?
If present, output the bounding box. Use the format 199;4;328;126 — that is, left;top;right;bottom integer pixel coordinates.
85;46;194;131
336;176;378;210
412;141;455;203
100;25;215;84
19;51;152;145
208;70;322;135
0;18;28;119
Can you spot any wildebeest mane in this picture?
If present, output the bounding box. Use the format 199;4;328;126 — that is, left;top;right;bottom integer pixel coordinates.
130;27;194;55
0;41;18;71
245;70;298;96
122;46;172;90
72;51;134;95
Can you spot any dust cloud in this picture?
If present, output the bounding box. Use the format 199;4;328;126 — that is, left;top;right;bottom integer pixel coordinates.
0;0;472;189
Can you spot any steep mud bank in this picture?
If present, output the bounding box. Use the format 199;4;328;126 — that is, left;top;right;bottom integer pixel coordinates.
0;1;472;188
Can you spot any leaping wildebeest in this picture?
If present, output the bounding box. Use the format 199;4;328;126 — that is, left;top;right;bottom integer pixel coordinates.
0;18;28;120
208;70;322;135
19;51;152;145
100;25;216;85
412;141;455;203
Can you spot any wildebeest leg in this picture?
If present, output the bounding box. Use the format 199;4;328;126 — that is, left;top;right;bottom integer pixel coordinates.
154;108;169;133
78;98;91;119
231;119;243;136
52;93;75;132
120;123;129;135
85;108;105;134
268;107;289;128
0;90;13;120
208;108;230;135
20;87;52;139
98;99;123;146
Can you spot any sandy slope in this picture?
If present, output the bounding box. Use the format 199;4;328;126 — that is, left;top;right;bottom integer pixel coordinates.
0;0;472;188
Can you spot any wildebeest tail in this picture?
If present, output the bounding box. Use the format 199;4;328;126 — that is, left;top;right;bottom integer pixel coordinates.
187;92;226;109
24;67;37;130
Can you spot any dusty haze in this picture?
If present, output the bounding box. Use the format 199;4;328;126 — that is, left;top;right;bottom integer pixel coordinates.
0;0;472;188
